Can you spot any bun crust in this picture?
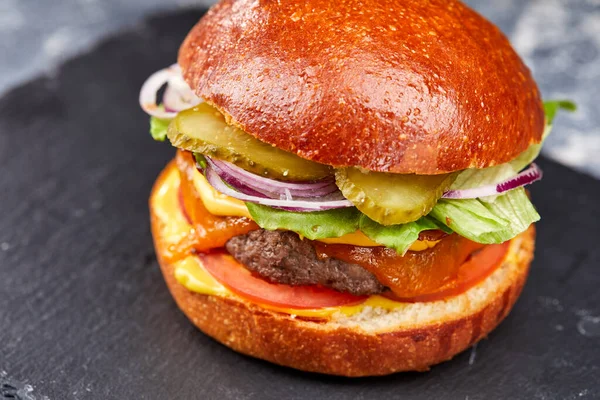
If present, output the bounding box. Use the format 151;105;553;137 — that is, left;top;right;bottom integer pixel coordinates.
150;162;535;375
179;0;544;174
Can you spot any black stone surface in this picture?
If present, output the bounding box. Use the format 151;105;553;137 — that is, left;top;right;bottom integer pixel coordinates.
0;10;598;400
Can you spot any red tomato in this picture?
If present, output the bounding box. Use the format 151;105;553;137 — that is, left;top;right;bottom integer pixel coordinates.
198;252;367;309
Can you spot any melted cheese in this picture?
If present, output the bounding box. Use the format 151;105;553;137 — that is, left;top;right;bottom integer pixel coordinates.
152;167;199;262
191;167;253;218
190;166;439;250
318;233;438;250
174;257;231;297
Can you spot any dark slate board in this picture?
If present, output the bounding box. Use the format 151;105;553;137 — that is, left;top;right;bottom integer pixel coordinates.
1;9;599;400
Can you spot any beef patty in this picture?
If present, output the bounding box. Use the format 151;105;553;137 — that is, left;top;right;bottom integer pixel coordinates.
225;230;385;296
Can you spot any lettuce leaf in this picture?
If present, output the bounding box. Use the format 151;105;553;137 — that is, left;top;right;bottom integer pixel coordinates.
449;124;551;202
359;215;451;254
246;203;448;253
429;187;539;244
246;203;361;240
449;99;574;198
544;100;577;125
247;188;538;252
150;116;170;142
194;153;208;170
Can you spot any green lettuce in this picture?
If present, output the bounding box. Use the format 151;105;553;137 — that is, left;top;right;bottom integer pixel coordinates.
429;188;539;244
544;100;577;125
149;116;170;142
246;203;361;240
194;153;208;170
449;100;575;198
359;215;451;254
449;124;551;198
246;203;447;254
248;187;538;252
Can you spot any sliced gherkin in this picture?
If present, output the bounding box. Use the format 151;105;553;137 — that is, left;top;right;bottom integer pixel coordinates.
335;168;458;225
167;103;332;181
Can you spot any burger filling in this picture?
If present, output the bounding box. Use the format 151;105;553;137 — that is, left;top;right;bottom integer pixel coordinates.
171;149;511;304
141;65;575;312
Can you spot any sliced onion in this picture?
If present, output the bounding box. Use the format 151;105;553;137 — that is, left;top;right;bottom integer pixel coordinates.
139;64;201;119
163;75;202;112
139;64;180;119
442;164;543;200
162;87;185;113
204;165;353;212
204;158;268;199
206;157;338;200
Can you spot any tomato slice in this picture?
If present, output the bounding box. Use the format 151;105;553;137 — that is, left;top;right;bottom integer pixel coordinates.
200;241;510;309
198;251;368;309
384;240;511;303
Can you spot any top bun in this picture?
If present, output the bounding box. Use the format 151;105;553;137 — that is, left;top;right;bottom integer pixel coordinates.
179;0;544;174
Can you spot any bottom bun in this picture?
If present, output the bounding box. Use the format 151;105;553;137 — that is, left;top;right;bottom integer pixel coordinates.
150;164;535;377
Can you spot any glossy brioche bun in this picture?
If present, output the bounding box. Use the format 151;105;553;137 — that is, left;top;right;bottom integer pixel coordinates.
150;164;535;376
178;0;545;174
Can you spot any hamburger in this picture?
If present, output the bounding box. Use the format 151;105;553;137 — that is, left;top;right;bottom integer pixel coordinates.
139;0;574;376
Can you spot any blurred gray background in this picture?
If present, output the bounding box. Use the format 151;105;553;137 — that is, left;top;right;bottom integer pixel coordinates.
1;0;598;178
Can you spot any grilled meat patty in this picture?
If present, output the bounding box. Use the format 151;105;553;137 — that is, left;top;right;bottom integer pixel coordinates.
225;230;385;296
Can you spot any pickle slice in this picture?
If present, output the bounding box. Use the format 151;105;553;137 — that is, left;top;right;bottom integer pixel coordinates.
167;103;332;181
335;168;458;225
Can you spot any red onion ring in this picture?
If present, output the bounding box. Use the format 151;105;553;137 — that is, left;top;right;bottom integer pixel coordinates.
163;75;202;112
139;64;201;119
442;164;543;199
204;164;353;212
206;157;338;199
204;158;269;199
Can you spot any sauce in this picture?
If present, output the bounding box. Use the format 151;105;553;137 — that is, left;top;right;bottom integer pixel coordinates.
314;236;489;298
177;151;258;251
